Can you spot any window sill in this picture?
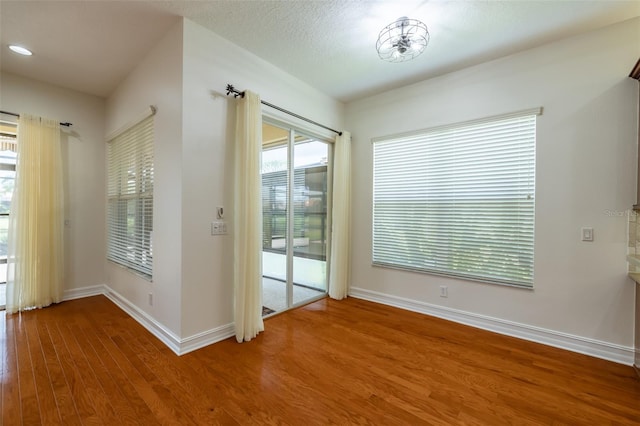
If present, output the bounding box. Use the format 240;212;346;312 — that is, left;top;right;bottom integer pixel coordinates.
107;260;153;282
626;255;640;284
629;272;640;284
627;254;640;269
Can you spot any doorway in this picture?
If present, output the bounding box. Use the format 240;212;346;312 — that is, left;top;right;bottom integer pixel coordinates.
261;121;331;315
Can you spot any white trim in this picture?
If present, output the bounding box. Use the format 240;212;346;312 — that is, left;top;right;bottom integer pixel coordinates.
180;324;235;355
263;112;335;143
60;284;235;356
372;107;543;144
349;287;634;365
63;284;105;301
103;286;182;355
105;105;157;141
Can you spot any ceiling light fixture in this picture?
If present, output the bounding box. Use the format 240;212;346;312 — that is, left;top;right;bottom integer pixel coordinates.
376;17;429;63
8;45;33;56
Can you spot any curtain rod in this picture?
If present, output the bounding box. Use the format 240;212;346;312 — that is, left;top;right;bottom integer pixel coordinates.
225;84;342;136
0;110;72;127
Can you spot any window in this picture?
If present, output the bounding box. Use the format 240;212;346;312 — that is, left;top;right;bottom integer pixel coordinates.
107;115;154;278
0;120;16;309
372;109;539;287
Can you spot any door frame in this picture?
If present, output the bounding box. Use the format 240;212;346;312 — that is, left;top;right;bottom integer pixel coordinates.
262;116;333;313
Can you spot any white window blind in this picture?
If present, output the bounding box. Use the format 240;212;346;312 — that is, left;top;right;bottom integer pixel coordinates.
107;115;154;278
372;109;539;287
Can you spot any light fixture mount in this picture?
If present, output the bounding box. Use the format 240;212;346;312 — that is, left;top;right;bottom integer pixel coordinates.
376;16;429;63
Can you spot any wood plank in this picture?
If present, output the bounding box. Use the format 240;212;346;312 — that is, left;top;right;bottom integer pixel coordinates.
66;320;156;425
46;319;103;425
24;312;63;425
1;310;22;425
14;313;43;425
94;327;193;425
56;319;121;424
110;329;236;425
2;295;640;425
35;315;83;425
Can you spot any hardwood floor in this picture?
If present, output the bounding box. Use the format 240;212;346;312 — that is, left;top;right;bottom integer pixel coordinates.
2;295;639;425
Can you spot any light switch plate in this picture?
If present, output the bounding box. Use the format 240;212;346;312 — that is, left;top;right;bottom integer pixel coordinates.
581;227;593;242
211;221;228;235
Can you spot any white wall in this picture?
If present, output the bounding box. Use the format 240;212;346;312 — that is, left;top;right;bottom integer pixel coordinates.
346;18;640;351
105;20;184;336
104;18;344;342
0;72;106;293
180;19;344;338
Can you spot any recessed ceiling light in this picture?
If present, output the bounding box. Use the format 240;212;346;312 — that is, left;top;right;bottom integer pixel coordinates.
8;45;33;56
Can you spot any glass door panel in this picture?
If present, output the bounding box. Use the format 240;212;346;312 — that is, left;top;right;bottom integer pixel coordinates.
261;122;330;315
261;130;289;314
292;139;328;305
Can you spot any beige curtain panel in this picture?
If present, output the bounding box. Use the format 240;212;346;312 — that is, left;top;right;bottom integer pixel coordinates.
329;131;352;300
233;91;265;342
6;114;64;314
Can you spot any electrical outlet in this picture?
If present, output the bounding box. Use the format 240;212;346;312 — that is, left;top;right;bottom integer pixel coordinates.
439;285;448;298
148;293;153;306
581;227;593;242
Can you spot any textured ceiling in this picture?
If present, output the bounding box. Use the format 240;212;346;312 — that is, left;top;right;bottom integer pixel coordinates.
1;1;639;102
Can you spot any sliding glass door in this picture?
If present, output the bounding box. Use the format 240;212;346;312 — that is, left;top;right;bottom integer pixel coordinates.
261;121;330;315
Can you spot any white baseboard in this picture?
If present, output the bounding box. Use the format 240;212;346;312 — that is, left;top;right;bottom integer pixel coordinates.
180;323;236;355
63;284;234;356
63;284;105;301
103;286;182;355
349;286;635;365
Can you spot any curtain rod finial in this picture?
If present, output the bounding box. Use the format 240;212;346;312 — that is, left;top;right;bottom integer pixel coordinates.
226;84;244;98
226;84;239;97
